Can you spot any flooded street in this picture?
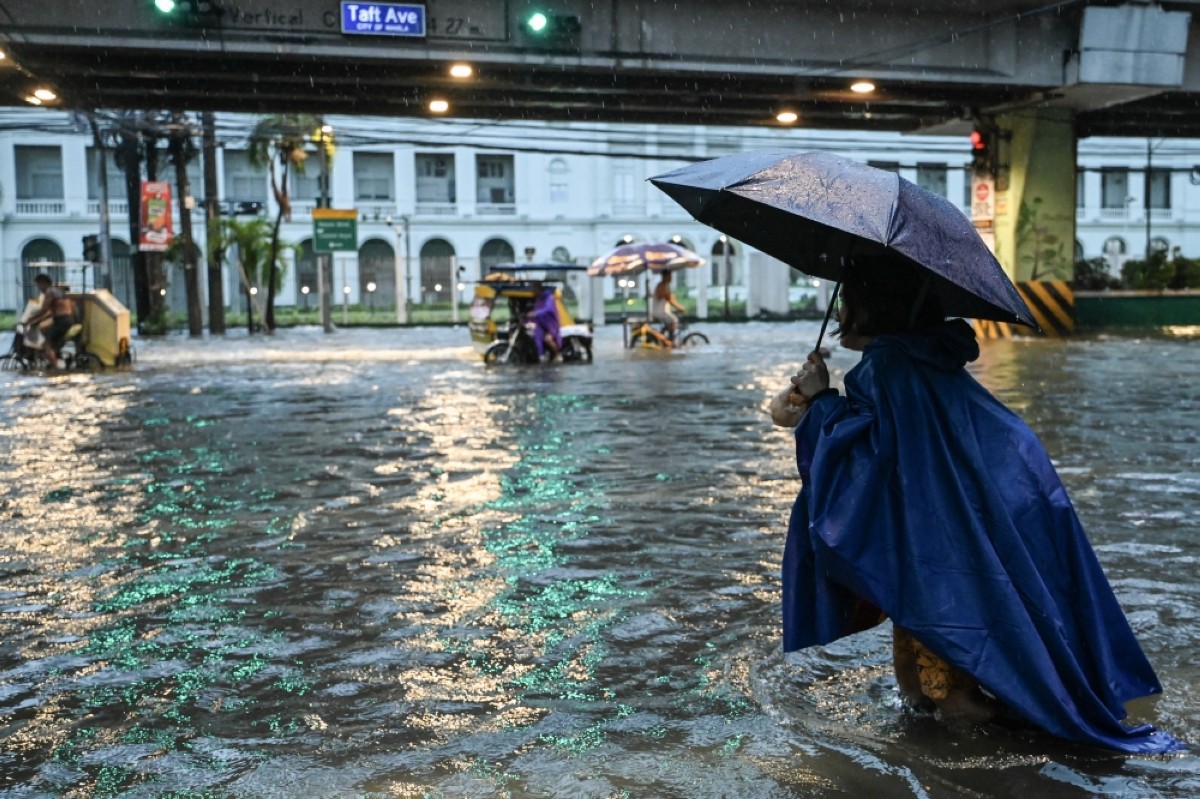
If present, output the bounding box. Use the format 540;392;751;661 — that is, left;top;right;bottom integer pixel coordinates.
1;322;1197;798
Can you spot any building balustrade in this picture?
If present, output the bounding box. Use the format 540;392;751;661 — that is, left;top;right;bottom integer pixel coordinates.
476;203;517;216
415;201;457;216
356;204;397;221
15;200;66;215
86;200;130;216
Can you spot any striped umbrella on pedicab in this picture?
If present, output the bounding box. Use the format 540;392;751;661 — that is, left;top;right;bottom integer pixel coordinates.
587;241;705;277
589;242;706;348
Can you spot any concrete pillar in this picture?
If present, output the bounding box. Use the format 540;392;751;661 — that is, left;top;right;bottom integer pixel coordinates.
992;108;1077;283
748;254;792;316
695;260;708;319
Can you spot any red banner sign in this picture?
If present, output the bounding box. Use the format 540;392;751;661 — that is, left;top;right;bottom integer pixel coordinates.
139;181;174;252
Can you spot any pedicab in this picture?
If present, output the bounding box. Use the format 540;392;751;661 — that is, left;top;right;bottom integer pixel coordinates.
2;287;132;372
588;242;709;349
469;263;595;364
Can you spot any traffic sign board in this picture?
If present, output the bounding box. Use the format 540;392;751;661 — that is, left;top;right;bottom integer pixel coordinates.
313;208;358;252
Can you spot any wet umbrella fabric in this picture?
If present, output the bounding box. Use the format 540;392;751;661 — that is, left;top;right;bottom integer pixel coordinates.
650;150;1036;328
588;242;704;277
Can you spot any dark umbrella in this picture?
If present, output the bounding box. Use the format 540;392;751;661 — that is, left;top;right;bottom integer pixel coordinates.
650;151;1037;348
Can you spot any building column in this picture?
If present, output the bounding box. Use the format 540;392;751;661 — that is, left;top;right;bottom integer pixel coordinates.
988;107;1078;335
993;107;1077;283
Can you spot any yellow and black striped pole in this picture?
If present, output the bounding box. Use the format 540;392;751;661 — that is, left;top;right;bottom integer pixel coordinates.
974;280;1074;339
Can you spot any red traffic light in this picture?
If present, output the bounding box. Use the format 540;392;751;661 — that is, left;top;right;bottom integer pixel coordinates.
970;129;986;150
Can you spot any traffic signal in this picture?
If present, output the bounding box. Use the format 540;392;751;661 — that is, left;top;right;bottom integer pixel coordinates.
521;9;581;50
152;0;224;21
82;234;101;263
970;127;994;174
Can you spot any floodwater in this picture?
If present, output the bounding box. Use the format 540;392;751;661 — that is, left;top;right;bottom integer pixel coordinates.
1;322;1197;798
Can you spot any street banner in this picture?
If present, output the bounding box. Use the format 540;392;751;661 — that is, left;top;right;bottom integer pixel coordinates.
139;181;174;252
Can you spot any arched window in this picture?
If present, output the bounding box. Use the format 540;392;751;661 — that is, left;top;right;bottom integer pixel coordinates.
21;238;65;300
710;238;737;286
1150;236;1170;255
551;246;572;264
22;237;64;266
420;238;456;302
480;238;515;277
359;238;395;309
1074;239;1084;262
295;239;317;300
110;239;134;309
668;235;695;252
1102;237;1126;256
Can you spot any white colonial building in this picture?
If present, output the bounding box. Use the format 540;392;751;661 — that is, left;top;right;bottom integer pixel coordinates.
2;108;1198;320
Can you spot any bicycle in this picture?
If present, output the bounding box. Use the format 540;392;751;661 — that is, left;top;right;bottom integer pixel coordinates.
624;316;709;349
1;320;102;372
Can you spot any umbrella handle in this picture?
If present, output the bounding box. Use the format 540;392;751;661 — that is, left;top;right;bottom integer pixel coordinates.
814;281;841;354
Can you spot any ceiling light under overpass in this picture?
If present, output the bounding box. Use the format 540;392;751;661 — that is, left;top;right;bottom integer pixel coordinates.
24;95;42;105
449;63;473;79
776;110;798;124
154;0;176;11
33;87;57;101
429;99;449;113
850;81;876;94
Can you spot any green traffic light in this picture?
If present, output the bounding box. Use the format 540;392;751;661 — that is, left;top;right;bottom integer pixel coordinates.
527;11;548;32
154;0;176;11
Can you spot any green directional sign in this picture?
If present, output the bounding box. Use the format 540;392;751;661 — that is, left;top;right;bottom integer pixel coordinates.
313;208;358;252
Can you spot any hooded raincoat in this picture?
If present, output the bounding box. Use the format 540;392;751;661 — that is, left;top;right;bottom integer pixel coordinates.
526;289;562;359
783;319;1182;753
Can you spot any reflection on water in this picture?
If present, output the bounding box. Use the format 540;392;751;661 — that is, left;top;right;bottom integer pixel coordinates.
1;324;1196;797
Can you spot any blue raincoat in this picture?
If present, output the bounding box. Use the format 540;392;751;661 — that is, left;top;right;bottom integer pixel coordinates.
783;319;1183;753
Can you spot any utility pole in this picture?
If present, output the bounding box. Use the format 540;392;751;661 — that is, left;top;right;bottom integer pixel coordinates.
115;114;151;330
318;122;333;333
170;113;203;336
142;123;168;333
388;214;409;324
202;111;225;333
1145;138;1153;262
722;235;731;320
87;113;113;292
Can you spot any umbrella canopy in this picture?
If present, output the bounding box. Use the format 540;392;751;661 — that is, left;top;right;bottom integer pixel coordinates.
650;150;1036;327
588;242;705;277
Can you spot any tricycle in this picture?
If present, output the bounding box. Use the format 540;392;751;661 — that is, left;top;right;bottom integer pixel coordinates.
469;264;594;365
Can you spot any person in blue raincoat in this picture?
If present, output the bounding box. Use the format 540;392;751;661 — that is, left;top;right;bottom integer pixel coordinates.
768;253;1183;753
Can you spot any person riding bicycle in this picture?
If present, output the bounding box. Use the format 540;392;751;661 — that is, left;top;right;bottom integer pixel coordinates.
650;270;687;339
26;274;77;370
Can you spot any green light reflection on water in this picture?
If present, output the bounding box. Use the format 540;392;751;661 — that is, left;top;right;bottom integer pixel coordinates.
47;431;318;787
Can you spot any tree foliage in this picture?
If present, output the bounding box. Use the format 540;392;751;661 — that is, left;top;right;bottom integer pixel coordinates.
247;114;332;331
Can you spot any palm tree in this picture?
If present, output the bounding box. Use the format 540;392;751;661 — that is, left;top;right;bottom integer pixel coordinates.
248;114;322;332
216;217;289;334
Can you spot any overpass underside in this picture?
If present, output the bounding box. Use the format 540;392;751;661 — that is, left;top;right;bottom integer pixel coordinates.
1;0;1198;137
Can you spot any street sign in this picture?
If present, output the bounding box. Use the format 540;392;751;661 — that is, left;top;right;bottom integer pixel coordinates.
340;2;426;37
314;208;358;252
971;175;995;226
